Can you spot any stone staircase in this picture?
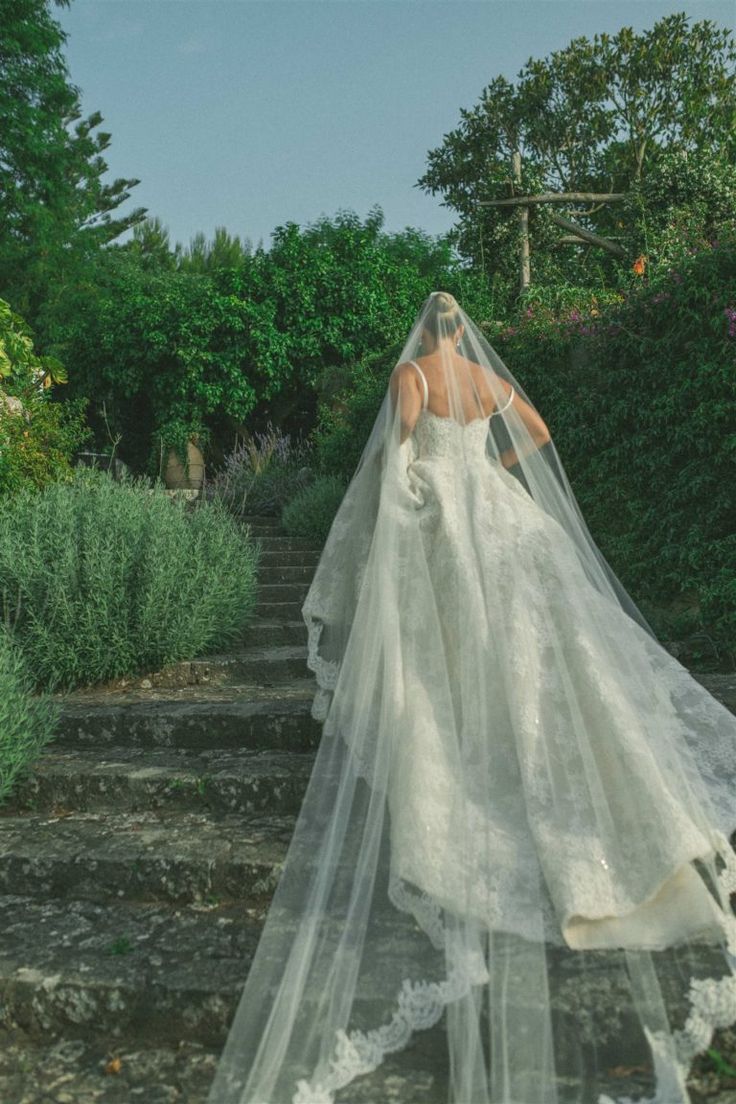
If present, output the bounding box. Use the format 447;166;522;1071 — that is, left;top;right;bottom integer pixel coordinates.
0;516;460;1104
0;515;325;1103
1;513;735;1103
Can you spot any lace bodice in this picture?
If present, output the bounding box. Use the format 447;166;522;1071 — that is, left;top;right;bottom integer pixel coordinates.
408;360;493;461
411;407;491;460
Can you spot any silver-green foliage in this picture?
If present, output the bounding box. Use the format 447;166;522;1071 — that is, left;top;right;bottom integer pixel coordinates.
0;628;59;805
0;469;260;690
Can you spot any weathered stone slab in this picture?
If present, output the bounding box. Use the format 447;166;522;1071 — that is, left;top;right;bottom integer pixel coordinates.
0;895;261;1044
51;692;321;752
691;671;736;713
2;746;315;817
259;549;321;566
0;1033;221;1104
254;598;307;619
185;643;309;686
239;514;283;529
73;645;310;692
1;1026;729;1104
0;810;295;905
253;534;322;551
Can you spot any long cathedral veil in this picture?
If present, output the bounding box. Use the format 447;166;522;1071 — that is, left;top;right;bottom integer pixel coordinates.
206;291;736;1104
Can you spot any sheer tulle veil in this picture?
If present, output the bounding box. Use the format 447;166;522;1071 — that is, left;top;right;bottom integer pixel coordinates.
206;291;736;1104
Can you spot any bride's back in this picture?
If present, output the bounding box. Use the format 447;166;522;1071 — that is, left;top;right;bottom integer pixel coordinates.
411;354;497;421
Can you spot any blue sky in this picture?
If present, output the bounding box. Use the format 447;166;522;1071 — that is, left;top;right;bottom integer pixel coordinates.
56;1;735;253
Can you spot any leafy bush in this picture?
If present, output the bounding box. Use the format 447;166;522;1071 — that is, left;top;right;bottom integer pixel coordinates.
622;148;736;272
0;628;59;806
0;390;90;497
46;209;471;473
310;344;400;482
0;468;260;690
281;474;348;544
205;421;314;517
0;296;90;496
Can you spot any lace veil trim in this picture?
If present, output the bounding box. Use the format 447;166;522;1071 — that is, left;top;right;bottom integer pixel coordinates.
292;828;736;1104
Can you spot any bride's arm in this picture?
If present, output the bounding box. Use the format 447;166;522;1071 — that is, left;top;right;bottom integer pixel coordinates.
389;364;422;445
492;382;552;468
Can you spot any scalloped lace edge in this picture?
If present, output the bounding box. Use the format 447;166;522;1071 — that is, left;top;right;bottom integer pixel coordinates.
292;828;736;1104
291;940;490;1104
303;613;339;722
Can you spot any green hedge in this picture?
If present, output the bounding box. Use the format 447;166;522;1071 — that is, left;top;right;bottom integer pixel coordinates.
0;469;260;690
493;231;736;667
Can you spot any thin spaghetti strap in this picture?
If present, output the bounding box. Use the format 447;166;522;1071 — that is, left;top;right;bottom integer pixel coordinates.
408;360;429;409
491;384;515;417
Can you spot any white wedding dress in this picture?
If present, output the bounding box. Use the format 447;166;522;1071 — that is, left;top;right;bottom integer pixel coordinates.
390;362;733;955
206;295;736;1104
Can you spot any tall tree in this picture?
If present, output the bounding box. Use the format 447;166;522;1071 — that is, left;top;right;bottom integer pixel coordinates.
0;0;147;319
417;13;736;279
174;226;255;273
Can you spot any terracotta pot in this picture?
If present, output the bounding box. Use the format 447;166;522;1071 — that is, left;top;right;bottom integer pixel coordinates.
164;439;205;490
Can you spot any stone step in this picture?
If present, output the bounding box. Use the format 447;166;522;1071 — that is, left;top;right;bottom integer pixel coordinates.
76;643;311;693
242;617;307;647
240;514;283;529
0;1028;691;1104
255;598;306;620
0;1031;461;1104
258;548;321;566
258;562;316;584
51;687;321;751
132;644;309;690
0;893;442;1046
0;894;457;1103
247;526;291;541
0;890;701;1103
3;746;315;818
0;1032;222;1104
0;895;262;1047
253;534;322;553
0;809;294;906
256;580;311;603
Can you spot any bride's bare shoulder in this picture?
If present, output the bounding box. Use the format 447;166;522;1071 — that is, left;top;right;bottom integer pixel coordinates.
390;360;419;384
389;360;423;402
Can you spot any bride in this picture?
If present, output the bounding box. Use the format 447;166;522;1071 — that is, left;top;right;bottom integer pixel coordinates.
206;291;736;1104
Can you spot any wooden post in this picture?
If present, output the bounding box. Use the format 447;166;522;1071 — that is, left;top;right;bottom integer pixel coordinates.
512;151;530;293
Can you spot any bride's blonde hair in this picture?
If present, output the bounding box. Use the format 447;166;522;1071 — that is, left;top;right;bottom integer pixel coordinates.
424;290;462;341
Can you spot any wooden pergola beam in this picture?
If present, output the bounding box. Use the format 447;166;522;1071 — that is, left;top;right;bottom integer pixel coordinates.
548;212;627;258
479;191;626;208
556;234;625;245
